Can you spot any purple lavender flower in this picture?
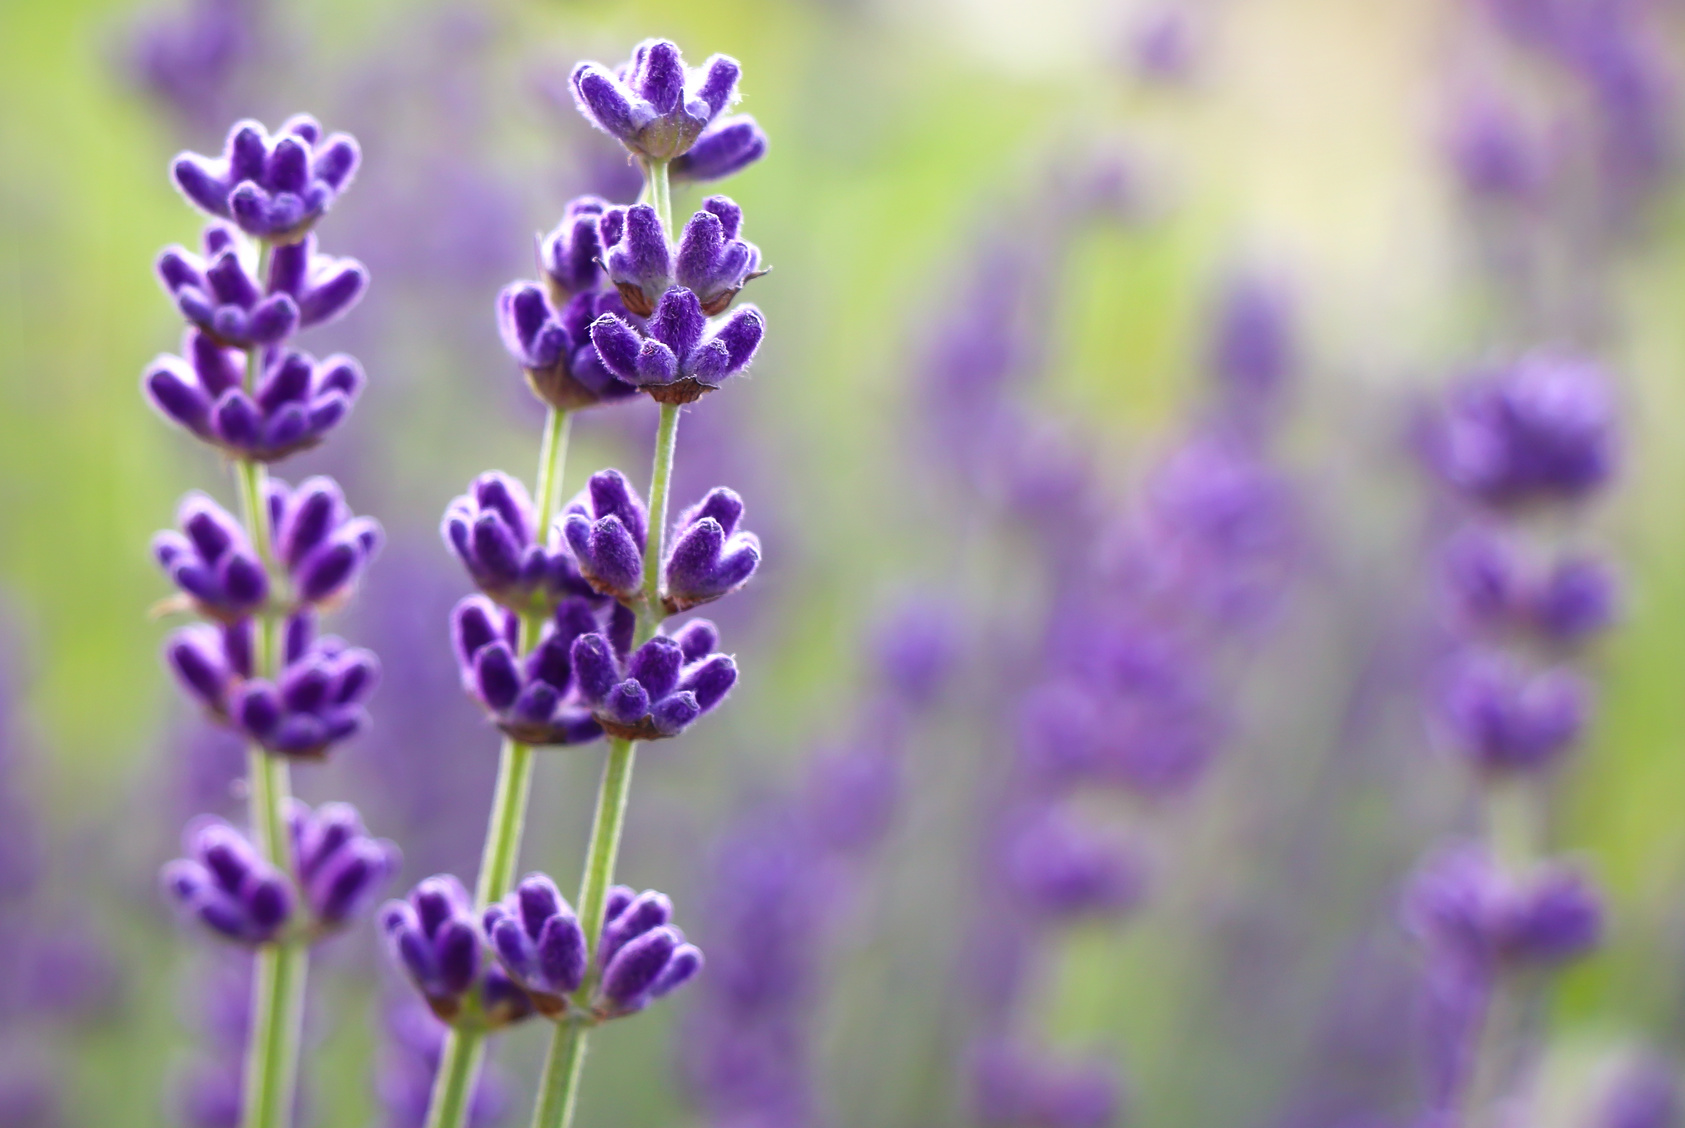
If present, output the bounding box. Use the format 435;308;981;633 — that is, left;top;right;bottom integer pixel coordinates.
1435;648;1588;775
1439;525;1618;644
480;872;587;1017
496;284;639;411
1208;271;1293;408
601;198;763;317
126;0;260;132
1001;810;1146;921
1447;92;1550;202
1424;353;1617;507
662;487;761;613
1595;1056;1682;1128
592;884;703;1017
670;116;768;183
265;232;369;328
267;476;383;607
570;619;736;740
442;472;596;612
142;331;365;461
172;115;360;242
162;817;294;944
152;491;268;621
569;40;745;163
450;596;604;746
166;612;380;759
589;287;765;404
560;469;649;602
539;195;610;305
155;224;299;348
1405;843;1604;970
285;798;400;929
379;876;532;1027
970;1039;1123;1128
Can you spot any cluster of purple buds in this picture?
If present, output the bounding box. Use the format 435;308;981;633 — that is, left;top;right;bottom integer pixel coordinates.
1439;525;1619;644
172;115;360;242
1435;650;1589;776
482;875;702;1020
588;281;765;404
569;39;766;179
153;491;267;620
163;817;292;945
286;799;400;930
497;282;638;412
1406;844;1603;972
559;469;760;612
601;197;763;317
442;471;596;612
379;877;533;1027
144;331;365;461
1001;811;1146;922
156;224;366;348
572;619;737;741
265;476;383;608
1423;352;1616;507
971;1040;1122;1128
451;596;606;746
167;612;380;759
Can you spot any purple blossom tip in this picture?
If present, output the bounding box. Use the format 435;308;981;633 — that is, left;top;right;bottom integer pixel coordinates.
539;195;611;303
170;114;360;241
497;283;640;411
154;490;268;620
269;475;382;608
286;798;399;928
450;595;606;747
570;622;735;740
663;487;761;612
592;888;701;1016
163;817;294;945
1406;843;1604;970
483;872;587;1014
442;471;596;611
569;41;742;162
671;115;768;182
381;875;494;1022
1436;649;1589;775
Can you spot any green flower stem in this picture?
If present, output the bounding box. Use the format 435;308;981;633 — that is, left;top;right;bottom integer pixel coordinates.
243;941;308;1128
428;409;573;1128
531;393;681;1128
641;157;673;233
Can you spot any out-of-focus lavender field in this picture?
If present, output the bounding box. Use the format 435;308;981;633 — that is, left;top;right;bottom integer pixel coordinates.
5;0;1685;1125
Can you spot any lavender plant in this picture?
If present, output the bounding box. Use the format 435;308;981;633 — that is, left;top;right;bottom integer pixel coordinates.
144;113;397;1128
375;37;768;1128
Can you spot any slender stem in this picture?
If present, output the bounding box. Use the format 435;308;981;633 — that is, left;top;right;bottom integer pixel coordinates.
426;409;573;1128
644;158;672;233
530;1020;589;1128
425;1030;487;1128
635;402;681;647
243;942;307;1128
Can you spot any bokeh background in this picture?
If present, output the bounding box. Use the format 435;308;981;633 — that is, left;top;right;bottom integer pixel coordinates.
4;0;1685;1125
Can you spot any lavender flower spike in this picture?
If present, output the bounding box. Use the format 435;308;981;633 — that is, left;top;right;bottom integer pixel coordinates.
142;332;365;461
167;611;380;759
671;115;768;183
497;283;639;411
590;288;765;404
482;872;588;1017
451;595;605;746
570;618;736;740
561;469;649;602
152;490;268;621
172;114;360;242
155;223;298;348
286;798;400;929
267;476;383;608
442;471;596;613
569;40;743;162
602;198;763;317
162;816;294;945
663;487;761;613
591;884;703;1018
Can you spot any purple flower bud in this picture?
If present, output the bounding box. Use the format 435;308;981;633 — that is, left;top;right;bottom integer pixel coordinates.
1447;92;1551;202
971;1040;1123;1128
162;817;294;945
482;872;587;1014
1002;811;1146;921
598;925;681;1013
570;622;736;740
441;471;598;613
560;469;650;601
569;41;742;162
539;195;610;303
1424;352;1617;507
591;293;764;404
156;224;301;348
265;232;368;328
450;595;606;746
268;475;382;607
496;283;640;411
1532;555;1618;643
171;115;360;241
1436;649;1588;775
662;487;760;613
153;491;268;620
1405;843;1604;970
380;875;500;1023
143;337;366;461
286;798;399;928
671;116;768;183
